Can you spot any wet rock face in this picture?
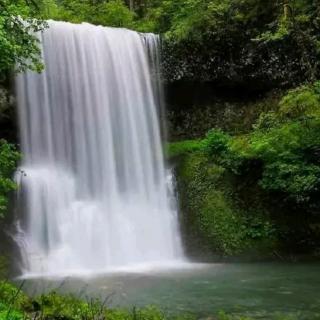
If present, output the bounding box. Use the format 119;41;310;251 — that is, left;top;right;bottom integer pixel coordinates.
161;33;319;141
161;36;319;90
164;82;282;141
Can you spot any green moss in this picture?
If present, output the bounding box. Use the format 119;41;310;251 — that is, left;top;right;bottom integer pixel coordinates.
200;190;246;255
171;82;320;256
176;150;276;257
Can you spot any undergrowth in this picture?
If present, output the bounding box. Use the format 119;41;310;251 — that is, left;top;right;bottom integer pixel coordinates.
0;281;313;320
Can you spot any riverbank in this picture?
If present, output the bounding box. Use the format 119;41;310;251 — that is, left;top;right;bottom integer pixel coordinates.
1;262;320;320
167;82;320;259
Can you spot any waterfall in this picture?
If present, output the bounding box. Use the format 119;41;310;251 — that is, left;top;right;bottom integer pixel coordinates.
15;21;183;276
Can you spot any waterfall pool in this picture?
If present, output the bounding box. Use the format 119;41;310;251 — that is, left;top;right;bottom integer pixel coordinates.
17;262;320;319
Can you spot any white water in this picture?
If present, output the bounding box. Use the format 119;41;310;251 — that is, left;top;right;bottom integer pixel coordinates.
15;21;183;276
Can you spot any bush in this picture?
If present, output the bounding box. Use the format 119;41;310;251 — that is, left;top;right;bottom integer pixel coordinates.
278;82;320;120
202;129;231;158
0;140;20;218
253;111;280;130
201;130;248;174
166;140;203;158
248;119;320;204
198;84;320;205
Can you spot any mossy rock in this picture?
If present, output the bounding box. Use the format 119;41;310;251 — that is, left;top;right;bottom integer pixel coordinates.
174;149;277;259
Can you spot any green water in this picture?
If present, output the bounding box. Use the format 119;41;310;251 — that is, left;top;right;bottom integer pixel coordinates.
20;263;320;319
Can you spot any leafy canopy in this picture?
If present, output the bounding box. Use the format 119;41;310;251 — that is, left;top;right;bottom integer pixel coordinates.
0;0;47;74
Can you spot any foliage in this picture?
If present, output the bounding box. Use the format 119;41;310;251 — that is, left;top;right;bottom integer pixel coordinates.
0;282;306;320
176;151;276;256
0;0;318;88
247;83;320;205
158;0;319;85
0;140;20;218
202;129;231;158
0;282;195;320
0;281;32;311
35;293;170;320
35;292;98;320
48;0;135;28
92;0;135;27
170;81;320;255
249;121;320;203
195;83;320;207
0;303;23;320
278;81;320;120
166;140;202;158
0;0;47;74
253;111;280;130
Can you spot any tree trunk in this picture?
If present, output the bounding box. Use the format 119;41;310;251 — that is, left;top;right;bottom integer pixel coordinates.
129;0;134;11
283;0;292;20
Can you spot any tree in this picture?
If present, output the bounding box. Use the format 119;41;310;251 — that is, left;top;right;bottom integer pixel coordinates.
0;0;47;74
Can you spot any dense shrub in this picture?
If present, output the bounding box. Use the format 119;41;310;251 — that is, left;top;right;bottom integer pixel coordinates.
249;121;320;204
202;129;231;158
169;81;320;255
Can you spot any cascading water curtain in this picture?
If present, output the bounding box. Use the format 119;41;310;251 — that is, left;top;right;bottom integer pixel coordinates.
15;21;184;276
